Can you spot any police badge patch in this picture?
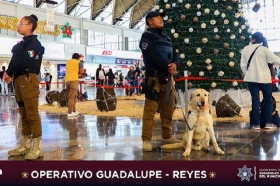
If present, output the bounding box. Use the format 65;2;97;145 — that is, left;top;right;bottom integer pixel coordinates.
142;42;148;50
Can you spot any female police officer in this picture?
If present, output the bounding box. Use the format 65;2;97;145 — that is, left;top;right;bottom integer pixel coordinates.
5;14;44;160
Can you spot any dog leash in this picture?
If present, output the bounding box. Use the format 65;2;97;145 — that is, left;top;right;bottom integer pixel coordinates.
174;83;193;131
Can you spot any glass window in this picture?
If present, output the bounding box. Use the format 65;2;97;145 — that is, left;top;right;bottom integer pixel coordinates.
88;31;122;50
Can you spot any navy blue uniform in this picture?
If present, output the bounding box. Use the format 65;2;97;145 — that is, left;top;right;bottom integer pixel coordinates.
7;35;44;138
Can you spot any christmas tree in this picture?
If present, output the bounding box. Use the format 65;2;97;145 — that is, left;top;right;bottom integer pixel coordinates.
154;0;252;91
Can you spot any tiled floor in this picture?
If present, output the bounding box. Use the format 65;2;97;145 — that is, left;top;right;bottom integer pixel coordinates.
0;86;279;160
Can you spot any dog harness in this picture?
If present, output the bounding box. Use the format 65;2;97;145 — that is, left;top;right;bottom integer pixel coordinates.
185;110;212;131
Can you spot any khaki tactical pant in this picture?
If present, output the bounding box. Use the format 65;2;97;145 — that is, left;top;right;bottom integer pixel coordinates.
142;77;175;141
66;80;79;114
15;74;42;138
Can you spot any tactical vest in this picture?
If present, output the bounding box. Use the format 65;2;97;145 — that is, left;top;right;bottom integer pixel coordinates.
143;31;173;69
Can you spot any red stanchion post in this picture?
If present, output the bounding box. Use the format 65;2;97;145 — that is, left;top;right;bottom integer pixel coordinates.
184;71;188;117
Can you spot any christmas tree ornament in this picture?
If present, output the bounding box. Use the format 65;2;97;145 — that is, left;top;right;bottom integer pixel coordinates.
239;28;242;33
178;0;183;3
188;82;193;89
174;33;179;38
230;34;236;39
214;0;218;3
165;4;171;9
167;19;173;24
180;53;185;58
221;13;226;18
207;64;213;70
229;61;235;67
193;17;199;22
238;4;242;9
227;28;231;32
189;28;194;32
197;4;201;9
235;13;240;18
214;35;220;40
241;25;246;30
172;3;176;7
214;28;219;32
187;60;192;66
211;82;217;88
226;6;232;11
248;28;252;33
210;19;216;25
202;37;208;43
201;23;206;29
185;3;191;9
224;43;229;48
196;47;202;54
214;10;220;16
231;0;236;3
204;8;210;14
155;5;160;10
224;19;229;25
187;71;192;76
214;49;220;55
205;58;211;64
218;71;224;77
184;38;190;43
163;15;168;20
199;71;205;76
159;9;163;13
197;11;202;16
232;81;238;86
245;22;250;26
240;36;245;41
164;0;168;3
180;15;186;21
171;29;175;33
61;22;74;38
176;49;179;53
229;52;234;58
234;21;239;26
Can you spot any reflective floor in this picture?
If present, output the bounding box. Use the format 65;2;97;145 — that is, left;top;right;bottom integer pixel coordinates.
0;86;280;160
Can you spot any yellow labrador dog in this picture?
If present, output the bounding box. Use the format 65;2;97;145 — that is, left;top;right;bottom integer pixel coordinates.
162;88;225;157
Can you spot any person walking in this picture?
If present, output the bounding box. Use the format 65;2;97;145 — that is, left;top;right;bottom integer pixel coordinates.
139;11;180;151
240;31;280;130
95;64;106;86
5;14;45;160
0;66;9;96
65;53;84;117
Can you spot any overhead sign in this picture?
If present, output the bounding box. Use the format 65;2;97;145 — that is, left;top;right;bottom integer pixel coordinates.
86;47;143;60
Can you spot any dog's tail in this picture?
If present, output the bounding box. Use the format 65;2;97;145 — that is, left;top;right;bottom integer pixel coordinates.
161;143;183;149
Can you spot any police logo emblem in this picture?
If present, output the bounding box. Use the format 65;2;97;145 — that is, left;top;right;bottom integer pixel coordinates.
142;42;148;50
237;165;253;181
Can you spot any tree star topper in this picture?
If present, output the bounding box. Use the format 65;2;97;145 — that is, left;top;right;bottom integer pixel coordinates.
61;22;74;38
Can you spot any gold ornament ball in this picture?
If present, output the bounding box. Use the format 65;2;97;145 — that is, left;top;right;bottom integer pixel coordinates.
227;6;232;11
240;36;245;41
167;19;173;24
214;35;220;40
180;15;186;21
193;17;198;22
223;43;229;48
214;49;220;55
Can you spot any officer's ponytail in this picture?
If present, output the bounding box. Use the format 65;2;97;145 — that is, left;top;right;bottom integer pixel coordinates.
24;14;38;32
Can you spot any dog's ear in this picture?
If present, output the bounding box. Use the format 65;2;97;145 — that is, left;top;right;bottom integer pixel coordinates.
190;91;195;101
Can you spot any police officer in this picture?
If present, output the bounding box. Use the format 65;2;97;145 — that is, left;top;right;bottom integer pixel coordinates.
5;14;44;160
139;12;180;151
